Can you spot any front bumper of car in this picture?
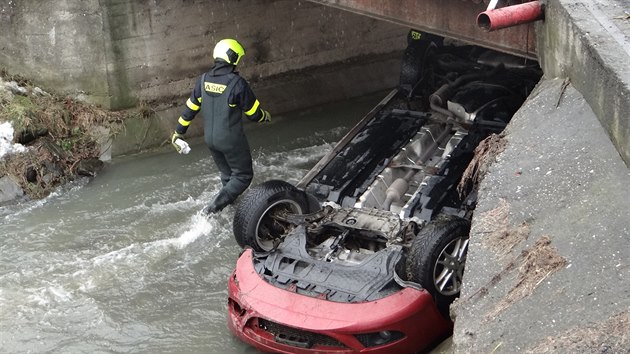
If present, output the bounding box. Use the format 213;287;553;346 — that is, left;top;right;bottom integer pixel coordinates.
227;249;452;353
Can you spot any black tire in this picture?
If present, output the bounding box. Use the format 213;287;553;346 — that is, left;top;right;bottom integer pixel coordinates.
407;214;471;317
233;180;309;252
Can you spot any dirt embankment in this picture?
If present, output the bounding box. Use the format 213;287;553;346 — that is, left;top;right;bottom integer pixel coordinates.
0;71;151;201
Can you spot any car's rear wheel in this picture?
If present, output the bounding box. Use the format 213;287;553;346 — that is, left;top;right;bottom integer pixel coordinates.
233;180;308;252
407;214;470;317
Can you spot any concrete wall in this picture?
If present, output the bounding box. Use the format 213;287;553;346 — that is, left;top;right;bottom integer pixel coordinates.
536;0;630;166
0;0;110;103
0;0;408;111
110;51;404;156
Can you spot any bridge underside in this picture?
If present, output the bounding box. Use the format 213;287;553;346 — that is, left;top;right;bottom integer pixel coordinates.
308;0;538;59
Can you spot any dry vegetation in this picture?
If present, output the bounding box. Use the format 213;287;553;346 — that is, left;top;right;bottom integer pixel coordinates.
458;133;507;197
456;198;567;325
0;72;144;199
484;235;567;321
476;199;530;257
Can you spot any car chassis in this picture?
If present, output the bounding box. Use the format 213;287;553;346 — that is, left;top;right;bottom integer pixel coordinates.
227;30;542;353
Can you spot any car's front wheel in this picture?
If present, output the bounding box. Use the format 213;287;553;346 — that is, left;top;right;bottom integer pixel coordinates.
407;214;470;317
233;180;308;252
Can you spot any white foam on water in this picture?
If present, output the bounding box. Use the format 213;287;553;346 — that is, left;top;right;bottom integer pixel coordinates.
91;243;139;266
3;138;329;320
2;191;56;221
169;213;214;249
145;195;197;215
255;143;332;180
292;126;348;147
71;211;214;296
47;285;73;303
78;278;95;293
285;143;334;166
144;212;214;250
25;284;73;307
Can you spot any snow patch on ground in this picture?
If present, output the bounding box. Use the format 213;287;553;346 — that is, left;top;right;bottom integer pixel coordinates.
0;121;27;160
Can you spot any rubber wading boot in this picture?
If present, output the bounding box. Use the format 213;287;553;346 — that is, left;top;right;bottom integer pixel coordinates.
203;190;234;215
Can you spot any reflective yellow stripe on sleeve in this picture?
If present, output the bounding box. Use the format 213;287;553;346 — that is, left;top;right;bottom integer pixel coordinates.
186;98;200;111
244;99;260;116
178;116;191;126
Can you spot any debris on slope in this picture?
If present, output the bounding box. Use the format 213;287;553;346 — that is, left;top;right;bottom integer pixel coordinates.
0;72;144;201
526;311;630;353
484;235;567;322
457;133;507;197
455;234;567;325
475;199;530;257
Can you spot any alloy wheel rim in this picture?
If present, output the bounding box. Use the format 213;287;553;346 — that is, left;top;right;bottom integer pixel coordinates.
433;236;469;296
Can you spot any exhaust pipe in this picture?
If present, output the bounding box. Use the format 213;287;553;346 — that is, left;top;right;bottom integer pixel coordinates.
477;1;544;32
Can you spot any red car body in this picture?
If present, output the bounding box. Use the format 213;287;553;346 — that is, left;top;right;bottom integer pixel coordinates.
227;249;452;353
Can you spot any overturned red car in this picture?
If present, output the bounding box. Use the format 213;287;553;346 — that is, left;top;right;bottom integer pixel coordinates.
228;248;451;353
227;30;541;353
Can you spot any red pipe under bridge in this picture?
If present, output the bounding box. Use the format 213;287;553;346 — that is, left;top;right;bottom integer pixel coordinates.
307;0;541;59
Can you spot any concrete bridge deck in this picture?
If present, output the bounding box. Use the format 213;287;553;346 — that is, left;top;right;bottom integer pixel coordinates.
309;0;539;59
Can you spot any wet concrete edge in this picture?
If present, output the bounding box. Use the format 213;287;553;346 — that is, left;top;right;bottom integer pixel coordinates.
452;77;630;352
537;0;630;166
451;1;630;351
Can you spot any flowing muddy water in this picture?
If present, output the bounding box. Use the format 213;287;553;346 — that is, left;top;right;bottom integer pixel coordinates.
0;93;383;353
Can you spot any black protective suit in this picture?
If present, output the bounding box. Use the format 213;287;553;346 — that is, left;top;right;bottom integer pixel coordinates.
175;61;270;212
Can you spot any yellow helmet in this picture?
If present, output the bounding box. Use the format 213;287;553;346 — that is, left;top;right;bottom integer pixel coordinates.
213;39;245;65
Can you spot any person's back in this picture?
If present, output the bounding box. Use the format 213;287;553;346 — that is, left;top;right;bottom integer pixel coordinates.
170;39;271;214
200;63;247;150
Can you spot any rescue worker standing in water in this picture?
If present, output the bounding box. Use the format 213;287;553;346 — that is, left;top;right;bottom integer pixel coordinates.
171;39;271;214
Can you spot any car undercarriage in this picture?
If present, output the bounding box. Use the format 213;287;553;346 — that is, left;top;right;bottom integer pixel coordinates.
228;30;542;353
